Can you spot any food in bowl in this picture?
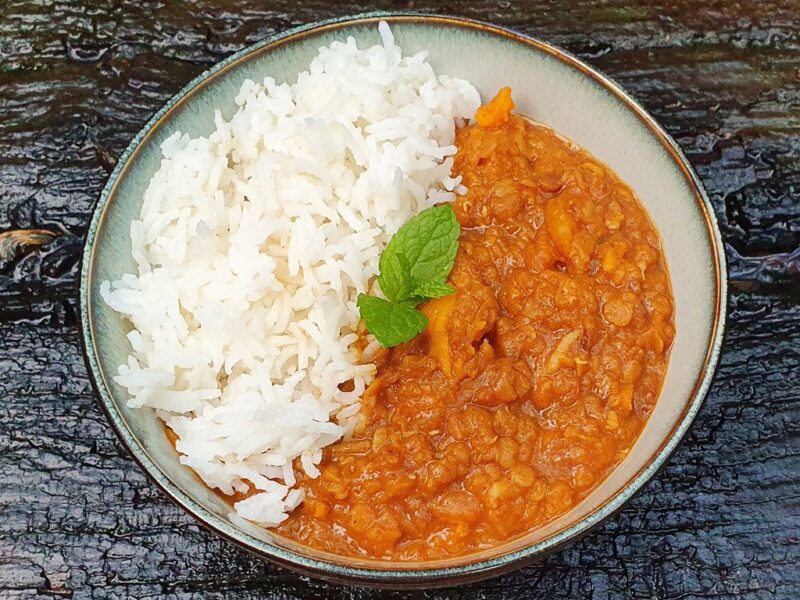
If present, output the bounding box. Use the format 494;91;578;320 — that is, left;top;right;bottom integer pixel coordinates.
102;22;674;561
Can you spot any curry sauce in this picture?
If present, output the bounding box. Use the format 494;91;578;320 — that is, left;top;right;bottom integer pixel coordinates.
279;90;674;560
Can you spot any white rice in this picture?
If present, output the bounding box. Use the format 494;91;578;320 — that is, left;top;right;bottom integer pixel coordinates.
102;22;480;527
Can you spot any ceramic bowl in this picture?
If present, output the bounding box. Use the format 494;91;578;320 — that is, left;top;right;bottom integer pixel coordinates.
80;12;727;588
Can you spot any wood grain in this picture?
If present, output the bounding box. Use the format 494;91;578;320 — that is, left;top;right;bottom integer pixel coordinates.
1;1;798;598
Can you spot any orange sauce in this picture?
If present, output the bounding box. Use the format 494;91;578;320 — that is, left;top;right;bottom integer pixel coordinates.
273;91;675;559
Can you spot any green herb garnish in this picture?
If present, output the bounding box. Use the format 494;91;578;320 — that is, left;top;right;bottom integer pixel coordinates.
355;295;429;348
357;204;460;347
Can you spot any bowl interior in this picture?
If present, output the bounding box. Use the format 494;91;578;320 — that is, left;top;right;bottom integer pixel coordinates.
82;15;724;581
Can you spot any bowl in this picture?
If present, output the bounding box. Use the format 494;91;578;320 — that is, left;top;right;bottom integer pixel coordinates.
79;12;727;588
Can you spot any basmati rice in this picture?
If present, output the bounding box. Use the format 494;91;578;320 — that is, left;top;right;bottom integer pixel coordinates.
102;22;480;526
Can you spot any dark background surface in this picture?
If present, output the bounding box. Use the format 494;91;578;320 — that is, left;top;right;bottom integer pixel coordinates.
1;1;799;598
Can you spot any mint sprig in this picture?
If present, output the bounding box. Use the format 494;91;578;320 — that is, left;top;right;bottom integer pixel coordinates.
356;295;429;348
358;204;460;347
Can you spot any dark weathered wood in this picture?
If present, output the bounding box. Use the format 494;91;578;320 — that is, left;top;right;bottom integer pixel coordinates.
1;1;798;598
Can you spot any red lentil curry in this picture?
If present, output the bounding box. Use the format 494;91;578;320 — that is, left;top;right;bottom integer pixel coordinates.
216;88;673;560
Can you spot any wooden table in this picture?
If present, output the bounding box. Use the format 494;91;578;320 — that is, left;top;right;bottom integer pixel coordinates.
1;1;798;597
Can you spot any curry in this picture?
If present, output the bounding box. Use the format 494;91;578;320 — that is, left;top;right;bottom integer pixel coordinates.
271;89;675;560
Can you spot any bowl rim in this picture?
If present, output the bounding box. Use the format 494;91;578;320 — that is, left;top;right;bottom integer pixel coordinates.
79;10;728;586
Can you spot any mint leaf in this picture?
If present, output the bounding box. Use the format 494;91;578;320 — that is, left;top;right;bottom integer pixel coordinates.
361;204;460;348
357;294;428;347
376;250;412;302
378;205;460;301
411;280;455;299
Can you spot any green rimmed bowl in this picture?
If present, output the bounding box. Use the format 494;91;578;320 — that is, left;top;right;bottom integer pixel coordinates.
79;12;727;588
